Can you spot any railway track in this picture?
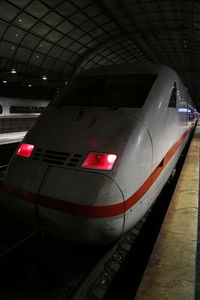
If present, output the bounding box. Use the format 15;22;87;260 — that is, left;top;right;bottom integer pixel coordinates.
0;191;38;260
70;214;149;300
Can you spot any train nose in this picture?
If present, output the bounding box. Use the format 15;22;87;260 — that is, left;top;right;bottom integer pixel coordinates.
1;159;124;244
37;167;125;244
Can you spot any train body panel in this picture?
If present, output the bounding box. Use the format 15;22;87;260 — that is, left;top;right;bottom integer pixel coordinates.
1;63;197;244
123;130;189;232
142;68;192;168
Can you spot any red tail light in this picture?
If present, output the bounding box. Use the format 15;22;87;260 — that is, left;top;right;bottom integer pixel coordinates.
81;153;117;170
17;143;34;158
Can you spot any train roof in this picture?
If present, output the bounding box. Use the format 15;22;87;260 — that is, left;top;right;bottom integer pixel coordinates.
77;63;177;78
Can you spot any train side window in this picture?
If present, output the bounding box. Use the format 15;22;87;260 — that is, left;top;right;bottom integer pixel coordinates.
10;105;45;113
168;83;177;107
0;105;2;114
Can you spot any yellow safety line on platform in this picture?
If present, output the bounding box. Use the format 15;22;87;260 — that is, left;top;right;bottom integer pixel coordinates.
135;124;200;300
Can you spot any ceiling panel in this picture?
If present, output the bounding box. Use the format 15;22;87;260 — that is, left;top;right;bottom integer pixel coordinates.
0;0;199;108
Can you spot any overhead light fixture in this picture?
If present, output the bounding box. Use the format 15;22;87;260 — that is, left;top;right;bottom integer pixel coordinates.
28;84;32;87
11;68;17;74
65;81;68;85
3;80;7;83
42;75;47;80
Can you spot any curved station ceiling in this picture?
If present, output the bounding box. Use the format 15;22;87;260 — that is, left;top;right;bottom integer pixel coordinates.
0;0;199;108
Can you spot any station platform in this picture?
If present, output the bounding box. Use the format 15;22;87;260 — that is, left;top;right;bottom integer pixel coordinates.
135;123;200;300
0;131;26;145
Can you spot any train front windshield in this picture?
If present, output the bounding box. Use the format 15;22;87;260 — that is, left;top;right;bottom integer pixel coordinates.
53;74;157;108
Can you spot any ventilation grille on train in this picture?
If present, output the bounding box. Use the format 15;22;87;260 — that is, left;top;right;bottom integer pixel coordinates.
32;148;83;168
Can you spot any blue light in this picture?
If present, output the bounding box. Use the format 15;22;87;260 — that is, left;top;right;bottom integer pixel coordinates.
178;108;187;112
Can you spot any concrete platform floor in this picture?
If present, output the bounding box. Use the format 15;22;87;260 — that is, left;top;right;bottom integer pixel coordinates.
135;124;200;300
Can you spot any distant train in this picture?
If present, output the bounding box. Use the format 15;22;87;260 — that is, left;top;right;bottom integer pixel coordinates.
0;97;49;143
1;64;198;244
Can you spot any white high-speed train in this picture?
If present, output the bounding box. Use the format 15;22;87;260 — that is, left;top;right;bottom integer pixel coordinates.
0;97;48;144
1;64;198;244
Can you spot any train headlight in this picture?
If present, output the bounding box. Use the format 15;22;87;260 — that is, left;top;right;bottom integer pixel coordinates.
16;143;34;158
81;153;117;170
